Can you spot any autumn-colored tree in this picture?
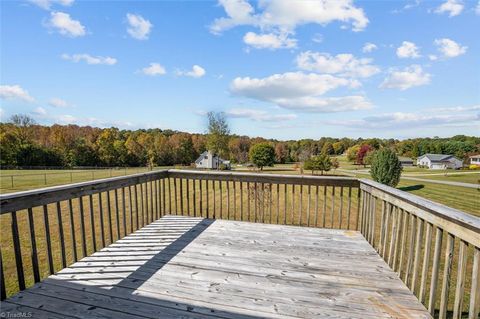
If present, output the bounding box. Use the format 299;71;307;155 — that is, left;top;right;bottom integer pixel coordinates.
275;142;289;163
356;144;374;167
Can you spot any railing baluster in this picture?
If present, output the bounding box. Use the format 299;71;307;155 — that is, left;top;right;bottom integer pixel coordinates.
453;240;468;319
0;248;6;300
411;218;424;294
405;213;416;284
291;184;295;225
398;210;408;275
128;186;133;233
370;196;376;246
11;211;25;290
106;192;113;244
140;183;145;227
240;181;244;221
114;189;121;238
199;179;203;217
78;199;87;257
27;207;40;283
314;185;319;227
388;206;398;267
89;195;97;251
193;179;196;217
330;186;335;228
227;180;230;220
469;247;480;319
162;178;166;215
392;207;403;271
346;187;352;229
299;184;303;226
276;183;280;224
269;183;273;224
205;179;210;218
122;187;127;235
99;192;106;247
382;203;391;258
428;227;443;315
419;222;433;303
234;181;238;221
356;188;361;231
322;186;327;228
338;186;343;229
179;178;184;216
307;185;311;227
379;201;386;254
56;202;67;269
283;184;287;225
68;199;78;262
439;233;455;319
254;182;257;222
168;177;172;214
133;185;139;231
43;205;55;273
173;178;177;215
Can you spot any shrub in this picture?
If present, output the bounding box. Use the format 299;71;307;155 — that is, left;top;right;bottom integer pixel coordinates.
249;143;275;170
370;148;403;187
304;154;332;175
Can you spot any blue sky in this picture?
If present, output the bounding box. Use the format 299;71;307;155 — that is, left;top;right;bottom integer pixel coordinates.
1;0;479;140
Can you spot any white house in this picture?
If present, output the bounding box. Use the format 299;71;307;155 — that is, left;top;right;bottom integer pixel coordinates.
416;154;463;170
195;150;231;169
469;154;480;167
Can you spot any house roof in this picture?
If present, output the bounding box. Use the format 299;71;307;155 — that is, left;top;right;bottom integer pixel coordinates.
418;153;456;162
469;154;480;159
398;156;413;162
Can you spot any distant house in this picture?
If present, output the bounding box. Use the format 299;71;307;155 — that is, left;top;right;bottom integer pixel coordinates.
398;156;414;167
195;150;231;169
470;154;480;167
416;154;463;169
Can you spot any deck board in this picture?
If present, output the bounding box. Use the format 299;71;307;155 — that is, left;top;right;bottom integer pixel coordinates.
0;215;432;318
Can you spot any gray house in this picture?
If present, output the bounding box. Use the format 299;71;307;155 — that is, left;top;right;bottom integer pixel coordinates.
195;151;231;169
398;156;414;167
416;154;463;169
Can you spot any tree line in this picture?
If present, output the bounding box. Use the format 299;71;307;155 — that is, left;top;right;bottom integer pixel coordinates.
0;114;478;168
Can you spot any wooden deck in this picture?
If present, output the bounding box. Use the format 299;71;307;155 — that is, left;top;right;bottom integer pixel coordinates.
0;215;431;319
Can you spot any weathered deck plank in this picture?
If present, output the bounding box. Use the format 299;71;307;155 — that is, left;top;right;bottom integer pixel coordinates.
0;215;431;318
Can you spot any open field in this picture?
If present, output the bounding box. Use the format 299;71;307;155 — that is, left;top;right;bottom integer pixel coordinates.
0;167;171;193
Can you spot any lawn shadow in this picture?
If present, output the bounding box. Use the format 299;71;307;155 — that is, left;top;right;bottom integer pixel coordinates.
399;184;425;192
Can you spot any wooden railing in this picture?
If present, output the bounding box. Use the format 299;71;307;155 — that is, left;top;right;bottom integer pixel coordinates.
0;169;478;319
359;179;479;319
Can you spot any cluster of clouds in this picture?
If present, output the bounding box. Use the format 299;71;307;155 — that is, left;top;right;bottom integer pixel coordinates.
211;0;369;50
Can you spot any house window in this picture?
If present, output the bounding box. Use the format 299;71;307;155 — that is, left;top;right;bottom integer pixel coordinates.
204;156;208;159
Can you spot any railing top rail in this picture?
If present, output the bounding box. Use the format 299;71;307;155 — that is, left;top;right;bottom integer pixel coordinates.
360;178;480;241
167;169;360;187
0;170;169;214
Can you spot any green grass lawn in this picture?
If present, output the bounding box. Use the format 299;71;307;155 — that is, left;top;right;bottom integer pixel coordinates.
408;172;480;184
0;167;169;193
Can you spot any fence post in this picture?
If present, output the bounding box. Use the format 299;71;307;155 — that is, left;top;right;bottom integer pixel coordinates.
11;175;14;188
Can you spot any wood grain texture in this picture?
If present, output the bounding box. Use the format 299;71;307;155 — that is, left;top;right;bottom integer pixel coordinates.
0;215;431;319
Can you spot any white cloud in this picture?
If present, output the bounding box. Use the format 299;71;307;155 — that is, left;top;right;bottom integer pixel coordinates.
362;42;377;53
380;65;431;90
48;97;70;108
396;41;421;58
295;51;380;78
176;65;206;78
29;0;73;10
329;110;479;129
271;95;373;112
243;31;297;50
126;13;152;40
426;105;480;112
434;38;467;58
47;11;85;37
435;0;464;17
476;1;480;15
141;63;166;76
62;53;117;65
0;85;35;102
230;72;370;113
33;106;47;115
211;0;369;33
225;108;297;121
